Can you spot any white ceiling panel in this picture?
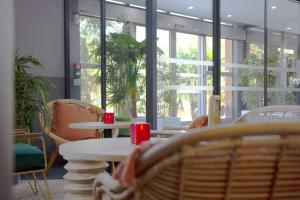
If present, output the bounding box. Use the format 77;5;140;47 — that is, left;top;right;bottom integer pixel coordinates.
101;0;300;34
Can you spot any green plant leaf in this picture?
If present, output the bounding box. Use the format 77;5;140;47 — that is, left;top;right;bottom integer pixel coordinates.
14;54;54;131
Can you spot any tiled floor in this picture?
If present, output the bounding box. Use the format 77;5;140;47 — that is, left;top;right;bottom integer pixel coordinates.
12;179;64;200
17;164;66;181
13;164;67;199
47;164;66;179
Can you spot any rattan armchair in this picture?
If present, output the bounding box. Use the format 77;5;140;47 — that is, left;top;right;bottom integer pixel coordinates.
39;99;104;173
94;123;300;200
232;105;300;124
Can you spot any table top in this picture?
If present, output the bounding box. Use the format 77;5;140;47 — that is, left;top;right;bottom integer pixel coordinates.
69;121;131;129
59;137;164;161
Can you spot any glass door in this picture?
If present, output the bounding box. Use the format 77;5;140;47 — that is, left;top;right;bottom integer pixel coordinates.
156;0;213;126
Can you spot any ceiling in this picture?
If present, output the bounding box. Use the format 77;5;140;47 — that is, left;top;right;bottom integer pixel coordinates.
110;0;300;34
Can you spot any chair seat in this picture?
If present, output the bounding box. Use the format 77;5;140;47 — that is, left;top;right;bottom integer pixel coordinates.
14;143;44;172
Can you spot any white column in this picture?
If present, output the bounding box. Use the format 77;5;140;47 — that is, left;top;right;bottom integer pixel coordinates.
0;0;14;199
169;30;177;117
278;31;287;104
232;40;244;118
197;36;206;115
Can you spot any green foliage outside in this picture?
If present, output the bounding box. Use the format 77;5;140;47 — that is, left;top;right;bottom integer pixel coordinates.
177;48;199;119
157;61;172;117
96;31;146;118
239;49;296;109
15;54;54;131
80;17;124;108
89;19;147;118
80;16;150;118
80;16;100;64
80;16;298;119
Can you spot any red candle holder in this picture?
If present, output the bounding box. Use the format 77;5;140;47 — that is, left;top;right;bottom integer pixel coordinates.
103;112;114;124
130;123;150;145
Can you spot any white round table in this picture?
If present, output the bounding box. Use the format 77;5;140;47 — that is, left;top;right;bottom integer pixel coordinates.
59;137;162;200
69;122;131;138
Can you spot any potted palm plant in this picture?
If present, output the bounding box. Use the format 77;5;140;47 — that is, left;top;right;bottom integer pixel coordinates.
15;54;54;131
94;20;146;118
105;32;146;118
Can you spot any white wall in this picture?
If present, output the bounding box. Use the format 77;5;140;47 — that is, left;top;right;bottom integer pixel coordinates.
0;0;14;199
15;0;64;78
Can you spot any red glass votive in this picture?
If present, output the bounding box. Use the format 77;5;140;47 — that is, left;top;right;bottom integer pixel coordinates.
130;123;150;145
103;112;114;124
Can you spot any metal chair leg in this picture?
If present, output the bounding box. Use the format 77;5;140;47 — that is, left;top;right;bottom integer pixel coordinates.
42;172;52;200
46;145;58;175
32;173;48;200
32;172;52;200
25;174;38;194
112;162;116;173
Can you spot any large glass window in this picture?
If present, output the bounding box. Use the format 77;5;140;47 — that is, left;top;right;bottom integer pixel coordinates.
220;0;265;121
78;0;300;128
157;0;213;125
175;32;204;121
105;2;146;119
79;15;101;106
80;16;100;64
267;0;300;106
135;25;171;119
79;0;146;119
221;38;233;120
79;14;123;108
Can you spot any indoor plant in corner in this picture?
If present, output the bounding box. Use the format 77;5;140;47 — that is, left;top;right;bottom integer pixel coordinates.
15;54;54;132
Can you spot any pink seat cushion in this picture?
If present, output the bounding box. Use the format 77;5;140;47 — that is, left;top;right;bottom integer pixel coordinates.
51;101;101;141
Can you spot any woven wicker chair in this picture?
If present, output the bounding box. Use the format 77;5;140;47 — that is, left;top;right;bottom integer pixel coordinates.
39;99;104;174
94;122;300;200
232;105;300;124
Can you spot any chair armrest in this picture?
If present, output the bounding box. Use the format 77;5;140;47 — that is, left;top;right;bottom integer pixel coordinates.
162;126;188;131
93;172;129;200
14;133;42;140
13;129;27;135
151;130;185;138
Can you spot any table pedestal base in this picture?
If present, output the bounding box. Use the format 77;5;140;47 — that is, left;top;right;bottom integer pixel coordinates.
63;160;108;200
